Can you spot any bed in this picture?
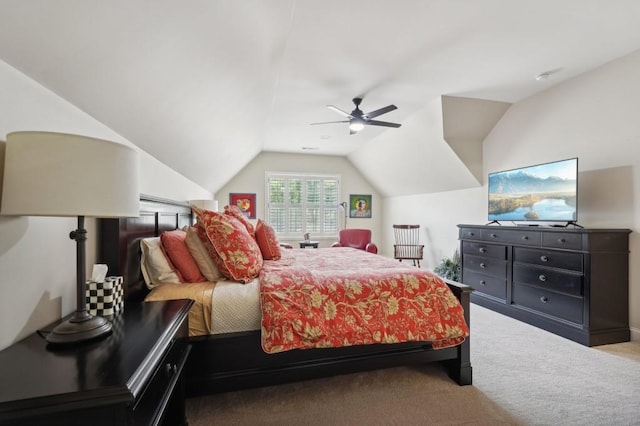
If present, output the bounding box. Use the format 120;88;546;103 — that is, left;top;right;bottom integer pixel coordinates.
98;195;472;396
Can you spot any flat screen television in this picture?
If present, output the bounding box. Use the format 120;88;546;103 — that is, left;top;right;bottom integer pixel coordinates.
488;158;578;223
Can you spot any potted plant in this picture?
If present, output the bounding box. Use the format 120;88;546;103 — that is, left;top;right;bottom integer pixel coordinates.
434;249;461;282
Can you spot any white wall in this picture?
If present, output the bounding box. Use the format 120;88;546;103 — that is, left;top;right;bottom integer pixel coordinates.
383;188;486;263
216;152;382;249
383;49;640;340
0;60;211;350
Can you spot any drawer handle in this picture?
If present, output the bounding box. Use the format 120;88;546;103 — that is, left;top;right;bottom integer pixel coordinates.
468;232;475;237
490;233;497;239
480;262;487;269
538;274;547;282
540;255;549;262
557;238;566;244
522;235;529;240
479;280;486;286
479;247;486;253
165;363;178;377
540;296;548;303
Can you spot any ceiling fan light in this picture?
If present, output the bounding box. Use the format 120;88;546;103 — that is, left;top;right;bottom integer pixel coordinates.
349;122;365;132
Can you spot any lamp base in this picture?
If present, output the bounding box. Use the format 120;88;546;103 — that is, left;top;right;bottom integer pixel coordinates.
46;311;113;345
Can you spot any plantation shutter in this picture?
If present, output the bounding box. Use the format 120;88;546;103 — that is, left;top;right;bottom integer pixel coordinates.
266;172;340;238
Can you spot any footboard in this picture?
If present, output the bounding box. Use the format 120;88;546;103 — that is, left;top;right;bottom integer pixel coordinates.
186;278;473;395
442;279;473;385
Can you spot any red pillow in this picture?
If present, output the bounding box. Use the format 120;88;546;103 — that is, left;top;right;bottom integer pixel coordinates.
224;204;255;236
160;230;206;283
194;208;263;283
255;219;281;260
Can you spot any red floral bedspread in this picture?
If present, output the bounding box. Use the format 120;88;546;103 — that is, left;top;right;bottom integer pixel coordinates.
259;247;469;354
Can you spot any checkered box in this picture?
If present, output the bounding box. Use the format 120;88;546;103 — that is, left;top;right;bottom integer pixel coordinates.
85;276;124;317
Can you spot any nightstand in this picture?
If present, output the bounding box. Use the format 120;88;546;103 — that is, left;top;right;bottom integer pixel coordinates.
0;299;193;425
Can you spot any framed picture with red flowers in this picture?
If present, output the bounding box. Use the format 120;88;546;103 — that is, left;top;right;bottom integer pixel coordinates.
229;193;256;219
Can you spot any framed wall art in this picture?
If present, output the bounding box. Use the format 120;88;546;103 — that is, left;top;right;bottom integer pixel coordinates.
349;194;372;218
229;193;256;219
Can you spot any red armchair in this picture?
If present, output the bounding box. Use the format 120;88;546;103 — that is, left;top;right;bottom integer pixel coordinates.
331;229;378;254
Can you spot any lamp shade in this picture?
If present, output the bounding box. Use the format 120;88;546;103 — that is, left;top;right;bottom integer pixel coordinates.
190;199;218;212
1;131;139;218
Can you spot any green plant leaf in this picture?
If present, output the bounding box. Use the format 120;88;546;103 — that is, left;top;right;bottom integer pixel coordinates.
434;249;461;282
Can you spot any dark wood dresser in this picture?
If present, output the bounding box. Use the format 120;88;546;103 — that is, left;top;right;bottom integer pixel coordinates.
458;224;630;346
0;299;193;425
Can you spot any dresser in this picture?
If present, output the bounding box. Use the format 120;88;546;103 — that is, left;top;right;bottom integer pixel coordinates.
458;224;630;346
0;299;193;425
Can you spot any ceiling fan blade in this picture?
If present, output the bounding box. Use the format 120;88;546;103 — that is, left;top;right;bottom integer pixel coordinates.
365;120;401;128
327;105;353;118
363;104;397;120
310;120;349;125
314;99;401;132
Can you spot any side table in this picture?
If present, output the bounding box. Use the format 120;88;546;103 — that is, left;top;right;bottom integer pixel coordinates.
299;240;320;248
0;299;193;425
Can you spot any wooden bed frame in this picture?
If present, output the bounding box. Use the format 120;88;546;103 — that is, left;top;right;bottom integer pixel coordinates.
98;195;472;396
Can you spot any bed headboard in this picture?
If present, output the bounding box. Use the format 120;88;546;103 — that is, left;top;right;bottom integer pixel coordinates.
98;194;192;302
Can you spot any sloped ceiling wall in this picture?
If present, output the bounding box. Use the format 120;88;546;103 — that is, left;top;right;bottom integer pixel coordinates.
3;2;640;197
442;96;512;183
349;96;511;197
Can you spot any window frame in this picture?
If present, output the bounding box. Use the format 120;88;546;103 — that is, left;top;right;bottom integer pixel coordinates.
265;171;341;239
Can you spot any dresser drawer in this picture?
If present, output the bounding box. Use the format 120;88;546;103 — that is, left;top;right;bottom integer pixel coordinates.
512;283;583;324
133;334;190;425
513;247;583;272
513;263;583;296
459;227;482;241
462;241;507;259
480;228;541;246
463;270;506;300
542;232;583;250
463;254;507;278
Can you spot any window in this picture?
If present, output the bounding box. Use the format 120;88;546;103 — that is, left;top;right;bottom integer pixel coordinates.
266;172;340;238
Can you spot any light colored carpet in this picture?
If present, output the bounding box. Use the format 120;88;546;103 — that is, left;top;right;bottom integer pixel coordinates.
471;305;640;425
186;304;640;425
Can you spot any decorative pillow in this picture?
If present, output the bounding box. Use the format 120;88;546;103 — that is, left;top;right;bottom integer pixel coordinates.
140;237;182;288
194;208;263;283
185;226;224;282
191;207;226;275
194;222;226;275
255;219;281;260
160;230;206;283
224;204;255;236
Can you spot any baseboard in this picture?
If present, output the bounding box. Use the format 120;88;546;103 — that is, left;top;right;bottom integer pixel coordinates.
630;326;640;342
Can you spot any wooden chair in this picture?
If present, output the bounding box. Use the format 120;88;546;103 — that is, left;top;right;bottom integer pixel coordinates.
393;225;424;267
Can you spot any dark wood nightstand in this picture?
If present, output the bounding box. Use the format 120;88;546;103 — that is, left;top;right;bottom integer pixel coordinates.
0;299;193;425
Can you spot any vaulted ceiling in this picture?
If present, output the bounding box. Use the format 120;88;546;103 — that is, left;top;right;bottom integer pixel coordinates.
1;1;640;196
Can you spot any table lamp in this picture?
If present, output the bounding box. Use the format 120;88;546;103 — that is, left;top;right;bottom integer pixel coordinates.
189;199;218;212
0;131;139;345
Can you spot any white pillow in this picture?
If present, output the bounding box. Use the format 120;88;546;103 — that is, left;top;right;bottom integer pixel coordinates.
140;237;181;289
185;226;223;282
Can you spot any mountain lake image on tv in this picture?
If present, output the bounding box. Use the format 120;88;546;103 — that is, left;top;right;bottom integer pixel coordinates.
488;158;578;222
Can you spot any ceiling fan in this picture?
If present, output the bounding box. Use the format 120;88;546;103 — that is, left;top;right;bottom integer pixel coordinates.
311;97;401;135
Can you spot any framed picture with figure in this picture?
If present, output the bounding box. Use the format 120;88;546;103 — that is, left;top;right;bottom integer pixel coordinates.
229;193;256;219
349;194;372;218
